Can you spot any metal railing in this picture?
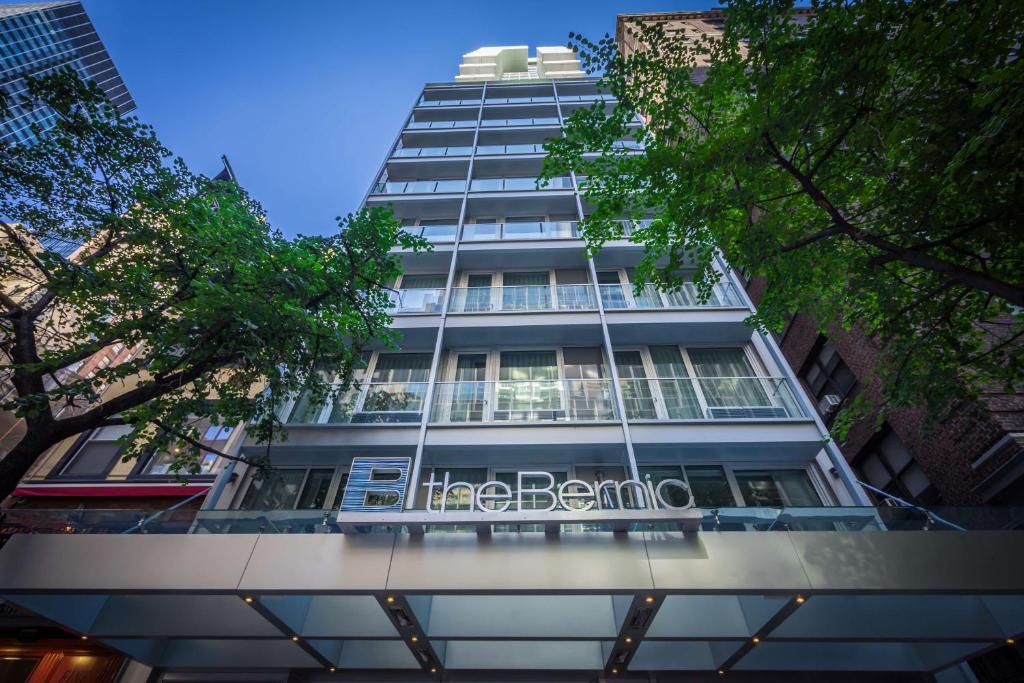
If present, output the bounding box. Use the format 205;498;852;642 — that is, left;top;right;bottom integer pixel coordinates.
480;116;560;127
462;221;579;241
418;98;482;107
387;288;446;314
475;143;547;155
619;376;804;420
371;179;466;194
393;145;473;158
430;379;618;423
469;176;573;192
400;224;458;242
599;282;744;309
447;285;597;313
483;96;556;104
283;382;430;425
4;506;1021;535
405;119;477;130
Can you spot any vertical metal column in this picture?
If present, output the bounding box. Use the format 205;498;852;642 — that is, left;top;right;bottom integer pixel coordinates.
405;81;487;509
553;81;642;484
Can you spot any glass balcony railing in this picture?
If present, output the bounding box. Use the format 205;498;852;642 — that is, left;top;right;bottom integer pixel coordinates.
387;288;446;314
480;116;560;127
430;379;618;423
469;176;573;192
6;505;1021;535
371;179;466;194
400;224;458;242
405;119;477;130
619;376;804;420
558;93;616;102
483;96;556;104
462;221;579;241
393;146;473;158
448;285;597;313
599;282;744;309
418;98;482;107
475;143;547;155
283;381;430;426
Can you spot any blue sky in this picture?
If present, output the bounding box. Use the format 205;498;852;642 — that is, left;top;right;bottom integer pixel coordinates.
66;0;712;237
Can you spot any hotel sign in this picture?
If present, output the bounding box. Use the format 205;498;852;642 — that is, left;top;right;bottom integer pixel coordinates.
338;458;701;534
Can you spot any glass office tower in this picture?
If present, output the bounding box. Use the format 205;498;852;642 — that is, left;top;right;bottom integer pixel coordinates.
0;46;1021;683
0;1;135;145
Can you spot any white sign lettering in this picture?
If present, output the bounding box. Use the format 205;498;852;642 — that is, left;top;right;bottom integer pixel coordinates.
419;470;693;513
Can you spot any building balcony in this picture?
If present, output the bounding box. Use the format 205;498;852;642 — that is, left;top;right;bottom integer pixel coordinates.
462;220;579;241
282;382;431;427
599;282;744;310
474;143;547;156
406;119;477;130
392;145;473;158
399;223;459;243
469;176;572;192
447;284;595;313
388;288;446;314
619;376;804;421
429;379;618;423
370;179;466;195
483;95;556;104
479;116;560;128
417;98;482;107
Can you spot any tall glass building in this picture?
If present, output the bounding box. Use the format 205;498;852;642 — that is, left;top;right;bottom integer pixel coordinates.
0;1;135;146
0;45;1022;683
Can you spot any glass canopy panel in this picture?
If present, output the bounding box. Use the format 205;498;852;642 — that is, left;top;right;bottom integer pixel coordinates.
646;595;791;639
259;595;399;638
413;595;624;639
441;640;608;670
308;640;421;669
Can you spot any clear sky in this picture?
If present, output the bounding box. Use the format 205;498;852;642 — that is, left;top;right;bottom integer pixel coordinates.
55;0;712;236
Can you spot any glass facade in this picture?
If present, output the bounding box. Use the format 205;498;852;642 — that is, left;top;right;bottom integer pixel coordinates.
0;2;135;145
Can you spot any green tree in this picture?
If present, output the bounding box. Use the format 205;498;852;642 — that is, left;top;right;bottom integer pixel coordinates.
0;70;425;500
544;0;1024;432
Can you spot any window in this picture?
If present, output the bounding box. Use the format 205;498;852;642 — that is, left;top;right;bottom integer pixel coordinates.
56;433;122;478
359;353;432;421
689;348;771;409
800;335;857;423
140;421;232;476
856;427;940;505
640;465;735;508
239;467;349;510
734;470;821;507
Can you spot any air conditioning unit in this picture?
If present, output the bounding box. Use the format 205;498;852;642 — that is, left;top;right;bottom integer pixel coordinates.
817;394;842;416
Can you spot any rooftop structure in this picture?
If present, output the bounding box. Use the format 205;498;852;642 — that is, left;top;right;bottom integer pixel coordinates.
455;45;584;81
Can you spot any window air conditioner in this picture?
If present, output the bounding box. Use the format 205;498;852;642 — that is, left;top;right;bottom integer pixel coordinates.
818;394;842;416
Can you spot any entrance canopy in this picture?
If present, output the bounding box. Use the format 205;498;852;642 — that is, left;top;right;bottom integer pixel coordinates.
0;526;1022;677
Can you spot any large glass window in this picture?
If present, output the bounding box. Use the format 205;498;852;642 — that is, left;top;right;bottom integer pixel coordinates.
649;346;702;419
734;470;821;507
240;468;348;510
640;465;735;508
615;350;657;419
361;353;432;419
688;348;771;409
502;271;550;310
496;350;560;420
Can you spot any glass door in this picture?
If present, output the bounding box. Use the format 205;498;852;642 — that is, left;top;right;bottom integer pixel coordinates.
614;350;658;419
358;353;432;422
502;271;551;311
448;353;489;422
649;346;703;419
462;273;494;312
496;350;560;421
688;348;772;416
597;270;628;309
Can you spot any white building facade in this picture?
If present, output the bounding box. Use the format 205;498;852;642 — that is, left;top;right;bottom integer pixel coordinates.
0;47;1021;683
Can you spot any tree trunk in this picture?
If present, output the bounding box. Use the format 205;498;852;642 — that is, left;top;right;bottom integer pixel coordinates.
0;431;55;503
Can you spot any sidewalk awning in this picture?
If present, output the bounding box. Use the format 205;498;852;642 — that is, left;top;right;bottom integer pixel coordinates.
0;530;1021;676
